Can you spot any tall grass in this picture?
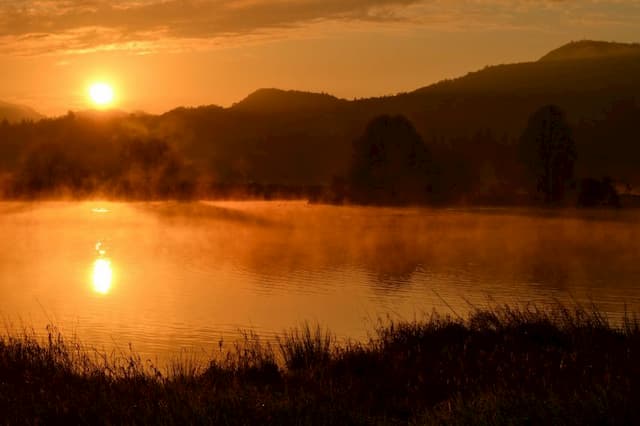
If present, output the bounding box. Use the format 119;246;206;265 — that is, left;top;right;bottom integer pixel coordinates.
278;324;333;370
1;303;640;425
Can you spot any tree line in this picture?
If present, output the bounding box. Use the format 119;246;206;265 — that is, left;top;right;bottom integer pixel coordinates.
0;105;633;206
339;106;622;207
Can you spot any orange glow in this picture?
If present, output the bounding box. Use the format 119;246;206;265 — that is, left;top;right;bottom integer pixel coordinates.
88;82;115;107
92;258;113;294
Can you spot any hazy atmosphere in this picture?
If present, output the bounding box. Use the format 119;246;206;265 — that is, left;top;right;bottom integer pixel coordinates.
2;1;640;424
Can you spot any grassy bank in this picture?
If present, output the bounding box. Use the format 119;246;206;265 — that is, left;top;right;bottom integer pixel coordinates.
1;304;639;425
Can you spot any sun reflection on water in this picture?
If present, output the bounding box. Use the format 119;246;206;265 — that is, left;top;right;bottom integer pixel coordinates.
95;241;106;256
92;258;113;294
92;240;113;295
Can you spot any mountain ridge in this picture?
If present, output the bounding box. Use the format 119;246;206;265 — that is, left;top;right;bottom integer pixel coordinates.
231;88;347;113
224;40;640;113
5;40;639;119
0;100;43;123
539;40;640;62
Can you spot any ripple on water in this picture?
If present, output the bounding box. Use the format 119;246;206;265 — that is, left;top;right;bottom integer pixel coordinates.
2;202;640;364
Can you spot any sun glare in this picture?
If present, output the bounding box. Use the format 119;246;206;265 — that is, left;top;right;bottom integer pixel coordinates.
88;82;115;107
92;258;113;294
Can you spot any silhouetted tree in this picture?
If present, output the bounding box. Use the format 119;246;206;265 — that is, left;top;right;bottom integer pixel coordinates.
329;175;347;204
519;105;577;203
577;177;620;208
348;115;431;204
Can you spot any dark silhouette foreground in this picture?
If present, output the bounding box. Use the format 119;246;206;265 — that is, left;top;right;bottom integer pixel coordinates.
1;304;638;424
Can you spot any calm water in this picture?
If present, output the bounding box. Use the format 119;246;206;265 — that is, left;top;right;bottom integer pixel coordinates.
1;201;639;362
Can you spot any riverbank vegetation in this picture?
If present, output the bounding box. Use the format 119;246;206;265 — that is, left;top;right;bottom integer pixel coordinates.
1;304;639;424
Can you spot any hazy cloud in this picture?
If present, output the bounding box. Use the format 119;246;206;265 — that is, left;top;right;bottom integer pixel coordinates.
0;0;421;54
1;0;639;55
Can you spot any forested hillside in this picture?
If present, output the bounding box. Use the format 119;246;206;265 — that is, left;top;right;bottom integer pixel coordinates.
1;41;638;203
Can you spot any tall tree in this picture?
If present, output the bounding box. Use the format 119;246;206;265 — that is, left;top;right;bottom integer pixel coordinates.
349;115;431;204
519;105;577;203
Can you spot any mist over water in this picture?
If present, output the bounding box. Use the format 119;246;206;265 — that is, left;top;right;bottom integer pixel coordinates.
0;201;639;362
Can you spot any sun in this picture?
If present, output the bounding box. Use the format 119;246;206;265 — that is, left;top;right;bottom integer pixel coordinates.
88;82;115;107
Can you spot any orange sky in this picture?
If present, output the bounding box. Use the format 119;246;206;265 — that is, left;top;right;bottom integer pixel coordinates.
1;0;639;115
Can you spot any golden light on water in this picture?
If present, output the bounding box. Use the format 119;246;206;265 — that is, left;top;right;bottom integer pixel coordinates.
92;258;113;294
95;241;106;256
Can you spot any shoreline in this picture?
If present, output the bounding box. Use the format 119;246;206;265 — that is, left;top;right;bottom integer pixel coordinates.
2;303;639;424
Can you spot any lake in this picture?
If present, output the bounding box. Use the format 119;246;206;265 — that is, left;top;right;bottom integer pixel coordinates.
1;201;639;363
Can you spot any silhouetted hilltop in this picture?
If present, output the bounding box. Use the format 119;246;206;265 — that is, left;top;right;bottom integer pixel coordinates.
232;88;347;113
1;40;639;202
73;109;134;120
411;48;640;95
539;40;640;62
0;101;43;123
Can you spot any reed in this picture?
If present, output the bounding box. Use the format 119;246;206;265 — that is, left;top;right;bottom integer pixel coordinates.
1;303;639;425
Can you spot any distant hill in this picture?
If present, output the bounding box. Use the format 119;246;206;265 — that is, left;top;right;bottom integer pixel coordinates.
539;40;640;62
0;101;43;123
405;40;640;101
383;41;640;142
232;88;347;113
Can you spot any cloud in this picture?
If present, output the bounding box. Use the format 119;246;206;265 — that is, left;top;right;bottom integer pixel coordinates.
1;0;422;37
0;0;638;55
0;0;420;54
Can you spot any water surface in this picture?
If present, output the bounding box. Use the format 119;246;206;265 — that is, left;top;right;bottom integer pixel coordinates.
1;201;639;362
